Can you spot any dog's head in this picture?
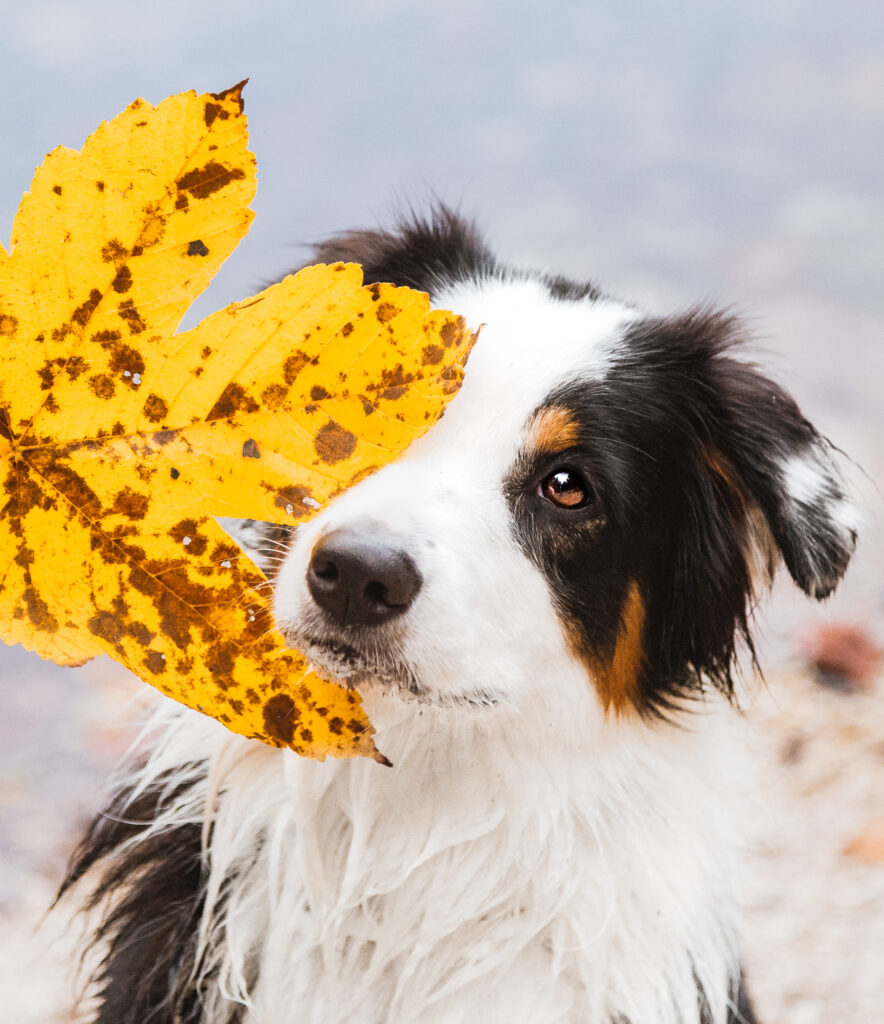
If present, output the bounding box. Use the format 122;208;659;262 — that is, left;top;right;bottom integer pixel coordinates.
273;209;856;717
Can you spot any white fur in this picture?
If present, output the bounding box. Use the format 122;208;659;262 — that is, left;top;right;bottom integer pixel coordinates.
110;280;756;1023
126;688;749;1024
781;450;859;538
274;279;636;707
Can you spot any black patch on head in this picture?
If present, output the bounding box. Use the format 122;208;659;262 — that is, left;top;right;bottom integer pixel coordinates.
509;310;856;714
304;205;497;298
299;204;603;304
57;765;252;1024
544;273;603;303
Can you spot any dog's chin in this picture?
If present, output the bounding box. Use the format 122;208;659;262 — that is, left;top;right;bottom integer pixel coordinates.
282;629;504;709
283;630;432;706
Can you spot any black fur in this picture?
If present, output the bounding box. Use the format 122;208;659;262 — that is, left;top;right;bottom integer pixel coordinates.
507;309;855;714
307;205;499;296
305;203;602;304
57;765;234;1024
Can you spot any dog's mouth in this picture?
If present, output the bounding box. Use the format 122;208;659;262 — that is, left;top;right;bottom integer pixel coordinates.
282;627;504;709
285;628;429;703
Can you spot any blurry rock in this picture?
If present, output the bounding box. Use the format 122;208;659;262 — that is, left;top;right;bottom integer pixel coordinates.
843;819;884;864
803;624;882;693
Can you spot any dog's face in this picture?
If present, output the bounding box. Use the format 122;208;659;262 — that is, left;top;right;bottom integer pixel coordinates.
273;211;857;716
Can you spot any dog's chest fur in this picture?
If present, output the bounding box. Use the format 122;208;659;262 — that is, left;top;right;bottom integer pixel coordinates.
176;688;746;1024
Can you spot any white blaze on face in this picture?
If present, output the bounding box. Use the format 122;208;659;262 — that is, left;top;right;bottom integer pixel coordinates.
273;277;636;706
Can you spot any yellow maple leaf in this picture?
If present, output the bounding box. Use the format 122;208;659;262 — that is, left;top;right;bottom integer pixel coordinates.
0;84;474;761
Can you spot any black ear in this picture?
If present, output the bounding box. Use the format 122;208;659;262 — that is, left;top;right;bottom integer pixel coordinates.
706;346;857;601
619;311;857;707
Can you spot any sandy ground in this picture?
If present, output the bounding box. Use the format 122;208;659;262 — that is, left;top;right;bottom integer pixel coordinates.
1;649;882;1024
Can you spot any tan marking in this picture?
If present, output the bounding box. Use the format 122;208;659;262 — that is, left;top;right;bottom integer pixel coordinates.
702;443;742;494
568;581;647;715
529;406;580;454
703;443;776;588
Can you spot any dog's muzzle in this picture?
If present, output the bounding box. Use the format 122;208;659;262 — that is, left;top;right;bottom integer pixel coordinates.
306;525;423;628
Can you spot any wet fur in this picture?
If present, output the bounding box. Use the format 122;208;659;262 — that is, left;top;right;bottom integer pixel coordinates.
60;208;856;1024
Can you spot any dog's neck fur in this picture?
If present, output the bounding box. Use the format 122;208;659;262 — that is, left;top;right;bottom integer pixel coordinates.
140;681;749;1024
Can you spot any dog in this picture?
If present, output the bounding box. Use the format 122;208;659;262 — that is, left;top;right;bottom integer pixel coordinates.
60;207;857;1024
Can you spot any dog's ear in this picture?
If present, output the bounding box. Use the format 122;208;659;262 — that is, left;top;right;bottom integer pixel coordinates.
705;343;857;602
625;312;857;705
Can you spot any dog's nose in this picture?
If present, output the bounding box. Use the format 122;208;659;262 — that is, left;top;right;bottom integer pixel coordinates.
307;527;422;627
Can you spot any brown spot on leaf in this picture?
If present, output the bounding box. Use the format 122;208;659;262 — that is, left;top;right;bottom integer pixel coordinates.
143;650;166;674
95;180;105;191
206;382;259;420
27;456;104;520
175;193;189;211
205;646;235;686
143;393;169;423
210;80;247;112
101;240;127;265
263;693;298;744
242;438;260;459
176;161;246;201
45;393;59;414
283;350;309;385
272;485;313;518
341;322;353;337
0;409;13;443
440;317;464;347
372;364;415;401
203;101;227;128
53;185;62;196
314;420;357;464
65;355;88;380
88;610;125;653
187;239;209;257
0;314;18;337
261;383;287;410
108;343;145;381
167;518;207;556
72;289;103;327
310;385;331;401
421;344;444;365
328;716;344;735
91;329;121;349
111;487;149;520
111;266;133;293
375;302;397;323
118;299;146;334
170;467;180;480
88;373;115;399
37;359;60;390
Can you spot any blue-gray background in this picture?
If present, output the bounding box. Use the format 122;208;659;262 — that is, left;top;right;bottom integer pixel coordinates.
0;0;882;913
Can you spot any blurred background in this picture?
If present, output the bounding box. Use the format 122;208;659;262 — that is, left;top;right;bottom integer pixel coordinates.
0;1;881;1020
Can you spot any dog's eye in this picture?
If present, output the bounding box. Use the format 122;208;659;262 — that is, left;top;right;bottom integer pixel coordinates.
538;467;592;509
